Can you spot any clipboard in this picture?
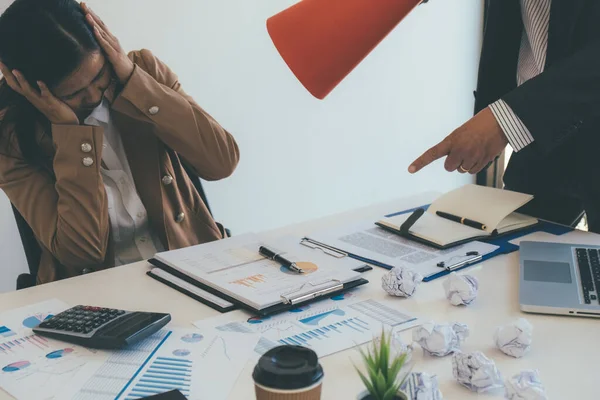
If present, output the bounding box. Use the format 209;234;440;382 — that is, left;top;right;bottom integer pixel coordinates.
147;267;237;313
147;258;368;317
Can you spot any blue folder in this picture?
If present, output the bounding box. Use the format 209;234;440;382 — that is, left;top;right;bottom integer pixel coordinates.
325;204;573;282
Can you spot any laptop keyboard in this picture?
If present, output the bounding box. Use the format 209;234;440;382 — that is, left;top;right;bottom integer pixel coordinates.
575;248;600;304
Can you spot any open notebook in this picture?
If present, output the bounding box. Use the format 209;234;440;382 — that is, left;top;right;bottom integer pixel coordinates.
376;185;538;248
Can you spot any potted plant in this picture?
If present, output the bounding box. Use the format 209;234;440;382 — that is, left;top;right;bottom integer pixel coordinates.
355;329;411;400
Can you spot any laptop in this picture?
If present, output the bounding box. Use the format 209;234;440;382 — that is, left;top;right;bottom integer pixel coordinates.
519;240;600;318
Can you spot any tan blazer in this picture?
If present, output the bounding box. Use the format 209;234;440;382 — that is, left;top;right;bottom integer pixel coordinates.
0;49;239;284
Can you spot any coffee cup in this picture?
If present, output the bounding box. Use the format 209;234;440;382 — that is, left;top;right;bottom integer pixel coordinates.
253;345;324;400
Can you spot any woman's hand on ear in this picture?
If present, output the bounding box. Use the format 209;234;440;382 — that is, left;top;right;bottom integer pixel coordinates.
82;3;134;85
0;62;79;125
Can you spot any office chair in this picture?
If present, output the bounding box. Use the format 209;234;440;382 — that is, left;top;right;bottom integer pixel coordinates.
14;168;225;290
13;205;41;290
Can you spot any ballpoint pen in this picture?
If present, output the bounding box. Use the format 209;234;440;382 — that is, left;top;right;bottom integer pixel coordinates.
259;246;305;274
436;211;487;231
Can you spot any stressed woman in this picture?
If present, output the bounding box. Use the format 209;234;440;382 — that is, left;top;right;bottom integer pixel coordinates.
0;0;239;284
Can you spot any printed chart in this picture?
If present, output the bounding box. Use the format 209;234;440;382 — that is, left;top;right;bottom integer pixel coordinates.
0;299;104;400
117;329;257;400
195;295;419;359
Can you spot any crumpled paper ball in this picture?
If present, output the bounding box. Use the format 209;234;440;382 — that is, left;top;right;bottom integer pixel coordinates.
400;372;444;400
494;318;533;358
442;272;479;306
505;370;548;400
412;321;469;356
452;351;504;393
382;266;423;298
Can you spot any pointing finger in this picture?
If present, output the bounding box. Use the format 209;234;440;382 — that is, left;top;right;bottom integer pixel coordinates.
408;139;452;174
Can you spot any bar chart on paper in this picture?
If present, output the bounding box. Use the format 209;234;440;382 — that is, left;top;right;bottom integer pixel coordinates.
196;298;420;359
124;356;193;398
117;329;257;400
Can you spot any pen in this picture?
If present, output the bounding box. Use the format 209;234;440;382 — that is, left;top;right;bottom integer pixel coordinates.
259;246;304;274
436;211;487;231
437;252;482;271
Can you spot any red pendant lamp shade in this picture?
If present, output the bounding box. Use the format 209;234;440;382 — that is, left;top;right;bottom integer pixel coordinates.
267;0;424;99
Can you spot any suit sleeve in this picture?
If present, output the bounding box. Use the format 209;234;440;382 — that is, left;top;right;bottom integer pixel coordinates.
501;39;600;154
111;49;240;181
0;124;110;271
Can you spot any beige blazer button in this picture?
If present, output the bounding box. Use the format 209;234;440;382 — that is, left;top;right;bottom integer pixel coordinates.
176;212;186;223
81;143;92;153
82;157;94;167
149;106;160;115
162;175;174;185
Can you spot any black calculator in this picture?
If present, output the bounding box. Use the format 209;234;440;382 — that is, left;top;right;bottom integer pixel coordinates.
32;305;171;349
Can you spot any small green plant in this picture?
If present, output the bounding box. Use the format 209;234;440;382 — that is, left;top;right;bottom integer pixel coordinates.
354;329;411;400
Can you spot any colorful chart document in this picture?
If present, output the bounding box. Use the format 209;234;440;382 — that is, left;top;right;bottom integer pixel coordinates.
0;299;105;400
61;328;258;400
194;293;420;360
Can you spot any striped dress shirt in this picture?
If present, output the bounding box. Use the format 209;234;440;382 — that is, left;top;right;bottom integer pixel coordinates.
489;0;551;152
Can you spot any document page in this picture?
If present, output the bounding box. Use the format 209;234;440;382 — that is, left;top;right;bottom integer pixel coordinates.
154;234;362;309
307;219;499;277
194;295;419;360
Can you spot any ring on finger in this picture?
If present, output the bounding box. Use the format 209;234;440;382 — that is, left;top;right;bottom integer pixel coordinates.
459;165;469;173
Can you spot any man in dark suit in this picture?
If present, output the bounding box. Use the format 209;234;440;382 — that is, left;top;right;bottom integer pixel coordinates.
408;0;600;232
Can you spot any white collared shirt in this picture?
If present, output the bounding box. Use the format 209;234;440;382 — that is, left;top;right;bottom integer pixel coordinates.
84;99;164;266
489;0;551;152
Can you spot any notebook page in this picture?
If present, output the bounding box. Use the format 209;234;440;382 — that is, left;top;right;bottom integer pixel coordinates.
427;184;533;233
382;212;485;246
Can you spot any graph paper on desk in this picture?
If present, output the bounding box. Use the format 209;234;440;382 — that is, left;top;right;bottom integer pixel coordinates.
58;328;258;400
195;294;420;360
0;300;103;400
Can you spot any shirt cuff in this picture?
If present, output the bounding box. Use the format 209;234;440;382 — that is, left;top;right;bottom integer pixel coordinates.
489;100;534;152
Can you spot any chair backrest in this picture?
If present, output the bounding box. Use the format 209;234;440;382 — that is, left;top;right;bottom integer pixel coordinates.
12;205;41;277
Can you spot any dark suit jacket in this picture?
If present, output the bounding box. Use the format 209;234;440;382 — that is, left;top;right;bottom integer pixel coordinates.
474;0;600;212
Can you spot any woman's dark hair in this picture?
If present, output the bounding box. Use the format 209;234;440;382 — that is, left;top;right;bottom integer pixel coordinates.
0;0;99;165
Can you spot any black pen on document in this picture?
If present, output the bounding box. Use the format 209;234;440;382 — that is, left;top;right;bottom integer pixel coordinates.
436;211;487;231
259;246;304;274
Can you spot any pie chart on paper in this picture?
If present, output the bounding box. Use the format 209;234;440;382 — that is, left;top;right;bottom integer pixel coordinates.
22;313;54;329
2;361;31;372
181;333;203;343
46;348;74;359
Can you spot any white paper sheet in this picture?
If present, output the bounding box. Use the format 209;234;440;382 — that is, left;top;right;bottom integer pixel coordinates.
307;219;499;277
194;295;420;360
115;329;257;400
62;327;257;400
0;300;106;400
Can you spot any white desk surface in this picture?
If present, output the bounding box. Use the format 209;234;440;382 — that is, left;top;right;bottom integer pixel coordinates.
1;191;599;400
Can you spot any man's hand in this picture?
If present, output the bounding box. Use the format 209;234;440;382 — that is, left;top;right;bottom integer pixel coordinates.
408;107;508;175
82;3;135;85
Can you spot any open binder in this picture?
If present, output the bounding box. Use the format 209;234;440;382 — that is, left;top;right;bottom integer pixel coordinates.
146;234;369;316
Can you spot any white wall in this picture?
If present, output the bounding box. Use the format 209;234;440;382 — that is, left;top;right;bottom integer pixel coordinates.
0;0;482;292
